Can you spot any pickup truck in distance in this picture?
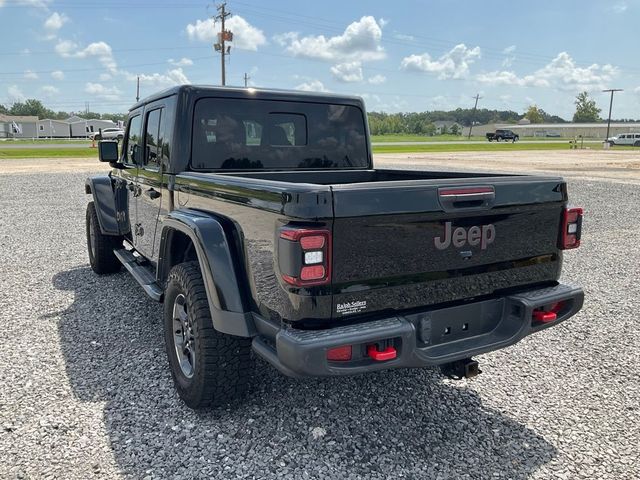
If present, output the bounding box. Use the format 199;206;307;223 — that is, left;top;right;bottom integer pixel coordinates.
486;129;519;142
86;85;584;409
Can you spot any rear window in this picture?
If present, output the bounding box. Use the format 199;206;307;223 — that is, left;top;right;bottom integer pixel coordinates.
191;98;368;170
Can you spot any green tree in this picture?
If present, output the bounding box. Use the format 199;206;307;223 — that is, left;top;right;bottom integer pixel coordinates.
572;91;601;123
525;105;543;123
450;124;460;135
0;103;8;115
9;99;55;119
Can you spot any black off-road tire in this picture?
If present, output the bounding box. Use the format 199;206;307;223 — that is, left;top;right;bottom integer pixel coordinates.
164;261;253;409
634;140;640;147
86;201;122;274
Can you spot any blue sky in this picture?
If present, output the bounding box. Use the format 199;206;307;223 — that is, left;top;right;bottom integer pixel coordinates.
1;0;639;119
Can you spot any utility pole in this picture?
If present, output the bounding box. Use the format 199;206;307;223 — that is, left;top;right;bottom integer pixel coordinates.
468;94;482;139
602;88;623;141
136;76;140;102
213;2;232;86
243;72;250;87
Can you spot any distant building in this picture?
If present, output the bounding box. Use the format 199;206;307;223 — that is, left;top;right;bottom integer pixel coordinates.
504;122;640;139
433;120;463;135
463;122;640;139
67;117;117;138
37;119;71;138
0;114;39;139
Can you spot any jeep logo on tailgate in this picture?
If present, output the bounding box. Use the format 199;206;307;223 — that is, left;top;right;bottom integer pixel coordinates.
434;222;495;250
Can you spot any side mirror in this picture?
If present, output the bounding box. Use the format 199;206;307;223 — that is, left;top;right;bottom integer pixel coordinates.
98;140;119;163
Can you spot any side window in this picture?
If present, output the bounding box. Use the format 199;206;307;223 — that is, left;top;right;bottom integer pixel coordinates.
125;114;142;164
144;109;162;169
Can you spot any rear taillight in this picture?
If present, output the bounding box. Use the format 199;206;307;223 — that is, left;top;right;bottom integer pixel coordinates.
279;228;332;286
560;207;583;250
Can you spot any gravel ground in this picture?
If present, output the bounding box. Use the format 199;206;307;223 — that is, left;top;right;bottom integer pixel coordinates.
0;164;638;479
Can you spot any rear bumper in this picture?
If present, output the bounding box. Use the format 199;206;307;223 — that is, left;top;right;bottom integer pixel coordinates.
252;282;584;377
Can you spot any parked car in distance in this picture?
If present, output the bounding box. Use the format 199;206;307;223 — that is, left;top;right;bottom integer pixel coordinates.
90;127;125;141
606;133;640;147
486;129;519;142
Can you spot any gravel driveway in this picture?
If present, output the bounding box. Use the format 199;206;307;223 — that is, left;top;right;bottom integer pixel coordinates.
0;164;638;479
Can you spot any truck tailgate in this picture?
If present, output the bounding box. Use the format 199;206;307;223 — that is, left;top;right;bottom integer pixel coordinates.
330;176;566;318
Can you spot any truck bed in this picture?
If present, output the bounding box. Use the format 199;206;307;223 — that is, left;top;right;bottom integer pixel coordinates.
177;167;566;327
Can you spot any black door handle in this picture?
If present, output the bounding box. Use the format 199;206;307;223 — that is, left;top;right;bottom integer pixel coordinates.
144;188;161;200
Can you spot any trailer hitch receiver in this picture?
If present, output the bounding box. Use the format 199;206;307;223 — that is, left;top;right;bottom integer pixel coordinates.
440;358;482;380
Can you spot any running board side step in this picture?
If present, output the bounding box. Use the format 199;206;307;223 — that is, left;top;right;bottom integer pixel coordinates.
113;249;163;302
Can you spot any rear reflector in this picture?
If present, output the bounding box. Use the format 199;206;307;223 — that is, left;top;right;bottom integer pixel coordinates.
327;345;352;361
300;265;325;281
560;207;583;250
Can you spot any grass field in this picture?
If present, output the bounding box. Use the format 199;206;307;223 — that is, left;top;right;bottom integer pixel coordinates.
0;147;98;159
371;142;585;153
371;134;486;142
0;139;90;145
0;142;626;159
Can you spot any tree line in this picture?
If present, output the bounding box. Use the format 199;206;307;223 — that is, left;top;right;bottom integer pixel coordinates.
2;92;636;135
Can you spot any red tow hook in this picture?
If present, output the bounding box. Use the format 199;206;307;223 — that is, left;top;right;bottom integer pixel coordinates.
532;310;557;323
367;344;397;361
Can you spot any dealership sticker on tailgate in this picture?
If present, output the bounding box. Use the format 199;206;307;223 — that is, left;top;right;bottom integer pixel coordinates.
336;300;367;315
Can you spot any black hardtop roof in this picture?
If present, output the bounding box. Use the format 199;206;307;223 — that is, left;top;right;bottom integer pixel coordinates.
129;84;364;112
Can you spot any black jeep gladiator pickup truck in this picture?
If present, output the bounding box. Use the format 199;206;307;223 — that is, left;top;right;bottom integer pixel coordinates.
486;129;519;142
86;85;584;408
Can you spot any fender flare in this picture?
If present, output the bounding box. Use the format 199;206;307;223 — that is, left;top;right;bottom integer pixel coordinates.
158;209;256;337
85;175;121;236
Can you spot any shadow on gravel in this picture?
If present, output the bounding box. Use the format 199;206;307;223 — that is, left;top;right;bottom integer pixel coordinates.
52;266;557;479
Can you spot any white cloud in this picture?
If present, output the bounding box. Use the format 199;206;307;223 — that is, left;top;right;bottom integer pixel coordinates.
24;70;38;80
378;17;389;27
85;82;122;101
51;70;64;80
99;73;112;81
401;44;481;79
477;52;618;91
169;57;193;67
330;61;363;82
394;33;415;42
368;74;386;84
186;15;266;51
295;80;329;92
40;85;59;97
278;16;385;62
127;68;190;89
0;0;50;8
633;86;640;94
7;85;26;103
502;45;516;67
612;1;627;13
55;40;117;73
44;12;69;31
476;70;548;87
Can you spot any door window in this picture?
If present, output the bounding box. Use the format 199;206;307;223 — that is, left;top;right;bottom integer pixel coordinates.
144;109;162;169
124;114;142;165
